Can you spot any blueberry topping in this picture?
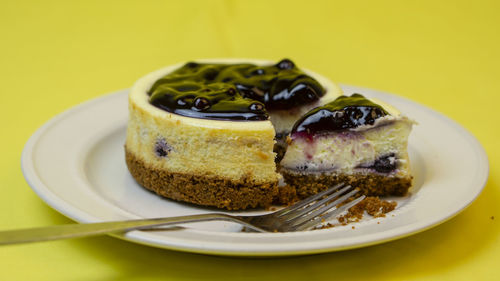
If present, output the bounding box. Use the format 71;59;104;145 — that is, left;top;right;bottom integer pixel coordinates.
249;102;264;112
251;69;265;75
176;98;188;106
175;84;200;92
291;94;389;136
185;62;198;68
148;59;325;121
273;132;289;163
194;97;210;110
202;68;219;81
276;59;295;70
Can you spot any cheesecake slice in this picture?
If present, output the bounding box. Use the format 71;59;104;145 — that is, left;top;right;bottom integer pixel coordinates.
125;59;341;210
280;94;415;199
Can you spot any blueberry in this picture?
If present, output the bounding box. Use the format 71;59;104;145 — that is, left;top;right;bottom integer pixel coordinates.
251;69;265;75
202;68;219;80
176;98;187;106
371;108;384;119
275;132;285;139
193;97;210;110
249;102;264;112
276;59;295;70
296;165;308;171
185;62;198;68
333;110;345;118
373;154;397;173
154;138;172;158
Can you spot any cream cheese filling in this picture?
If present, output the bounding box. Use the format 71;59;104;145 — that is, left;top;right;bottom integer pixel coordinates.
280;115;414;176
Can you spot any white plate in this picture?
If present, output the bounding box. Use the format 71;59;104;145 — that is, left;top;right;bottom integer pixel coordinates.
21;86;488;256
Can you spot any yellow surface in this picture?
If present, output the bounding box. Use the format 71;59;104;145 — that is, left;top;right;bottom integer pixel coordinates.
0;0;498;280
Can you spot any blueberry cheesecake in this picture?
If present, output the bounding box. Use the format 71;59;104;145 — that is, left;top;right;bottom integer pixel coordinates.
280;94;415;198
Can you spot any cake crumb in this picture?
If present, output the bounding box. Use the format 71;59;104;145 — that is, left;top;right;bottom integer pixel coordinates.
315;222;335;230
315;196;397;230
338;196;396;221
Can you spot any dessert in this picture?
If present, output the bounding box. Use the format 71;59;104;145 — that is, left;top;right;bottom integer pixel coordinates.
280;94;415;199
125;59;341;210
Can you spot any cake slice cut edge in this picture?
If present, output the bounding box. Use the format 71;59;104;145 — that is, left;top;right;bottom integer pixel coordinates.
279;95;416;199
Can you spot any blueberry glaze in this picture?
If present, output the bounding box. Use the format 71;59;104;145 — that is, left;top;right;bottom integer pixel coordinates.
291;94;388;136
148;59;325;121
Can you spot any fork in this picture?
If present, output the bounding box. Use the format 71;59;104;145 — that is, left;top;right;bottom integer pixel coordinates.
0;183;364;245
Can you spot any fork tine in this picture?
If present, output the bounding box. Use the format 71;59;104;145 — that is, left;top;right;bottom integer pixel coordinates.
274;183;345;217
280;185;353;222
288;187;358;227
295;195;365;231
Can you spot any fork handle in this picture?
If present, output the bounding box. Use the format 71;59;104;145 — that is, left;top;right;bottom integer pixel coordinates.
0;213;256;245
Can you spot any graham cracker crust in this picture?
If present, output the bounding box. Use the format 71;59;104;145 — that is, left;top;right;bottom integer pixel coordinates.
281;169;412;199
125;150;279;210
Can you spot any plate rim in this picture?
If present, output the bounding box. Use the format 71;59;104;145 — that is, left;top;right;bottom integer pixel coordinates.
21;87;489;256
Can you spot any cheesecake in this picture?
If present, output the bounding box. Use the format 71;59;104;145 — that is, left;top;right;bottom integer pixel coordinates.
125;59;342;210
280;94;415;198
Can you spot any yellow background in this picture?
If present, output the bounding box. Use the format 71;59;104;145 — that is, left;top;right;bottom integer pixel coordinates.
1;0;499;280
